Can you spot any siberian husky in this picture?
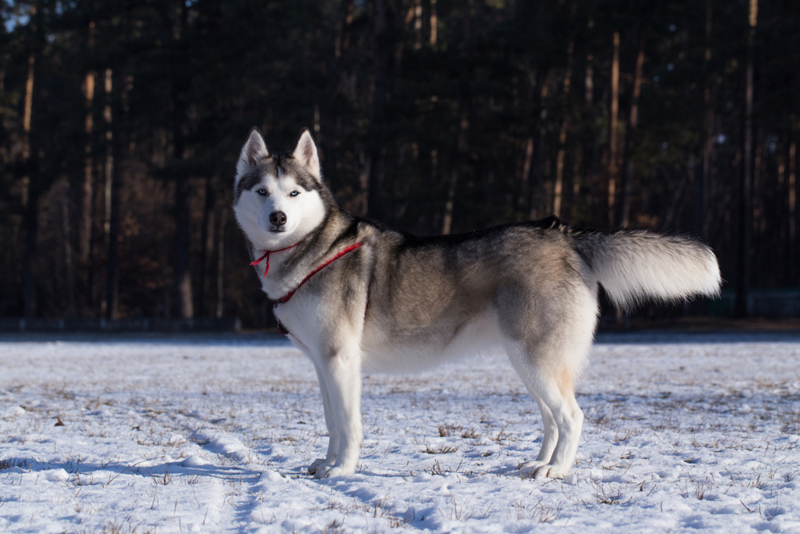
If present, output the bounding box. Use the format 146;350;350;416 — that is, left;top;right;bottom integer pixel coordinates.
233;129;721;479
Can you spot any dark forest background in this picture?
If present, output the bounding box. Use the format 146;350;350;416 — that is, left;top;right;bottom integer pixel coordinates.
1;0;798;327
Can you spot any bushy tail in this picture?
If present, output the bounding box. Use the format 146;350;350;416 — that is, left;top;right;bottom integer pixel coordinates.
573;230;721;310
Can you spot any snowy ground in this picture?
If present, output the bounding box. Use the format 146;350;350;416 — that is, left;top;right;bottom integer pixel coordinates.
1;332;800;533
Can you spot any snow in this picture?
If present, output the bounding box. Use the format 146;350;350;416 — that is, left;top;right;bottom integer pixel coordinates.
1;332;800;533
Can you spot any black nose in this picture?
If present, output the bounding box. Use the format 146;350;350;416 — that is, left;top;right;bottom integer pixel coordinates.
269;211;287;227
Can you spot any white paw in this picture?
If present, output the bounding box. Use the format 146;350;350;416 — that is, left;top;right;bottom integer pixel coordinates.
307;458;327;475
519;461;548;478
530;464;569;479
312;465;352;479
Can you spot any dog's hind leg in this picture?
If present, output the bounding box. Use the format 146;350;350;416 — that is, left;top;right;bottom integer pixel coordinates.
502;338;568;476
519;391;558;475
495;269;598;478
501;286;596;479
506;335;586;479
527;368;584;479
308;362;339;475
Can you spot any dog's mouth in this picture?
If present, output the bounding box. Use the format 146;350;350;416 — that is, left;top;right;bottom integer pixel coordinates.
269;226;287;233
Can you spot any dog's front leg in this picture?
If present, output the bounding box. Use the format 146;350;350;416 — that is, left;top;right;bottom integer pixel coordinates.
308;362;339;475
312;346;363;479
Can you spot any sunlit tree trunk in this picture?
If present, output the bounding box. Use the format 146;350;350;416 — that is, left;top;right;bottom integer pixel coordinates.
21;52;37;317
429;0;437;46
518;136;534;219
607;31;620;228
80;22;95;269
101;68;115;318
21;0;43;318
104;67;131;320
335;0;354;59
405;0;422;49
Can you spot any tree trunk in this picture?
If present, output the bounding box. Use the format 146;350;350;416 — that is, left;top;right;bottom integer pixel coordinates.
173;108;193;319
529;70;551;220
21;1;43;318
199;175;217;316
616;37;644;228
554;40;574;218
105;67;132;320
406;0;422;49
518;136;534;218
101;68;117;318
366;0;389;221
696;0;713;240
442;1;472;233
753;131;763;237
443;110;468;234
80;22;95;267
335;0;354;60
577;44;596;223
62;188;76;317
216;208;228;319
789;121;797;283
736;0;757;318
429;0;437;46
607;31;620;228
21;51;38;318
172;0;194;319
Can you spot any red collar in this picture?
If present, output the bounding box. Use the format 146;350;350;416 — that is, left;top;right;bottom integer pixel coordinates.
250;242;302;278
275;242;364;306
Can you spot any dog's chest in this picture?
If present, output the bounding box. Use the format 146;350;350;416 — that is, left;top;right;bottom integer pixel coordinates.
272;294;325;348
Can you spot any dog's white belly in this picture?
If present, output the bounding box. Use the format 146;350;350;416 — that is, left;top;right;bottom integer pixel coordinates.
361;309;503;374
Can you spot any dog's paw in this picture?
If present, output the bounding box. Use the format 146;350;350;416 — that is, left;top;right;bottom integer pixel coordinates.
519;460;548;478
532;464;569;479
312;465;351;479
307;458;327;475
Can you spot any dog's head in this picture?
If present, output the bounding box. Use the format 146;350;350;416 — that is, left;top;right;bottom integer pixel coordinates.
233;129;328;250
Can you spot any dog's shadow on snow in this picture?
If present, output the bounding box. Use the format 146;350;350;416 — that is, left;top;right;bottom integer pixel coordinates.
2;456;263;484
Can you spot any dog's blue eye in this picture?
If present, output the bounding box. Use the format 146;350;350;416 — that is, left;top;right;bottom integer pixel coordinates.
290;191;300;197
257;188;267;196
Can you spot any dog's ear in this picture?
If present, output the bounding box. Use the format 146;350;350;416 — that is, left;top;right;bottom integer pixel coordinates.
236;128;269;180
292;129;321;179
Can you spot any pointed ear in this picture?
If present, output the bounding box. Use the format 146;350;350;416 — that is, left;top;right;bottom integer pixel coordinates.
236;128;268;179
292;129;321;179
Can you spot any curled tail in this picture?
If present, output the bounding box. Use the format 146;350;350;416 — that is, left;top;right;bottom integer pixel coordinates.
573;230;721;310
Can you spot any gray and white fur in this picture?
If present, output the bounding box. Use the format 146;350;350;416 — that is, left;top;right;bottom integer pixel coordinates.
233;129;722;479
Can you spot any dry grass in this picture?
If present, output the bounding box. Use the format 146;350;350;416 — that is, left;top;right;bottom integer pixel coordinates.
460;428;481;439
508;499;562;523
421;442;459;454
437;424;462;437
